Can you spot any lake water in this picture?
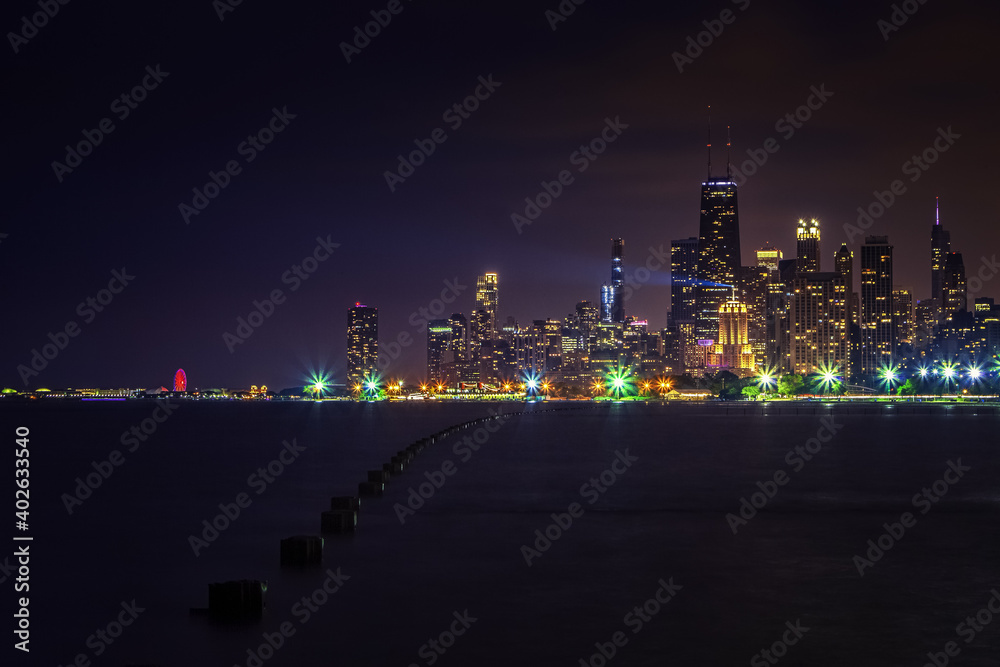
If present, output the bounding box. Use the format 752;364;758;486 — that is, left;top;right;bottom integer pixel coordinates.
4;399;999;666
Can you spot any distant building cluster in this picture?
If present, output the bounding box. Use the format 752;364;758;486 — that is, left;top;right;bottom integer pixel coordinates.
345;162;998;392
666;190;996;383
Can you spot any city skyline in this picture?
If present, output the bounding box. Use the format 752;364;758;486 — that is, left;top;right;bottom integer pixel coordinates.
9;191;997;389
5;1;998;388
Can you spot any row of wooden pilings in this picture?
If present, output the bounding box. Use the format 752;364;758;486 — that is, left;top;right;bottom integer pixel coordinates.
201;409;531;620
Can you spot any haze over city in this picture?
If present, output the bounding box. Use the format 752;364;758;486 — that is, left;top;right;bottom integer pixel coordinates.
5;1;1000;388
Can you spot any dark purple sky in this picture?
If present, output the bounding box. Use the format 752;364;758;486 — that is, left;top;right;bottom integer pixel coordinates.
4;0;999;388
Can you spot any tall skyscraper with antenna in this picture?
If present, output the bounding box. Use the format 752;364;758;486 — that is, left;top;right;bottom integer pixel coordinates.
695;113;742;344
930;197;950;327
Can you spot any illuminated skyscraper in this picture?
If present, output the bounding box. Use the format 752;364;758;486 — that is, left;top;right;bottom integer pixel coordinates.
575;300;599;353
860;237;894;376
710;297;755;375
347;304;378;385
601;238;625;323
786;273;850;378
474;273;498;340
426;320;452;384
469;273;499;382
670;237;699;324
513;329;545;376
448;313;468;360
740;265;769;367
756;245;786;369
913;299;936;354
942;252;967;321
973;298;1000;357
796;218;821;273
695;178;741;343
930;197;950;326
444;313;468;385
892;287;914;345
834;243;856;325
670;237;700;369
533;319;563;372
756;245;783;273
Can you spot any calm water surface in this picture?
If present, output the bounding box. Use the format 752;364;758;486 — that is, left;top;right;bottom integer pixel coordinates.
4;400;999;666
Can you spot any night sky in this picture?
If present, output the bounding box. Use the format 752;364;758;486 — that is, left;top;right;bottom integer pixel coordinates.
5;0;999;389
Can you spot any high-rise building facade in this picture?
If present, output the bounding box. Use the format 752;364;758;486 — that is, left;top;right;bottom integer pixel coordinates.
695;179;741;343
448;313;468;360
670;237;699;325
973;298;1000;358
711;298;755;375
513;330;545;376
535;319;563;372
757;247;786;369
892;288;914;346
740;265;769;367
474;273;499;339
426;320;452;384
600;285;614;324
786;272;850;378
913;299;936;355
601;239;625;323
834;243;855;324
860;237;894;376
796;218;821;273
347;304;378;385
670;237;700;370
575;300;599;353
756;245;783;273
942;252;967;322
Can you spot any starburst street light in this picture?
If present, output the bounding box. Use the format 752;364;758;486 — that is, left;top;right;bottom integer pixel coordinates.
362;371;382;399
878;363;901;394
940;361;958;387
605;367;634;400
306;369;333;399
814;362;842;394
966;363;983;380
309;377;329;398
755;367;777;393
523;370;542;397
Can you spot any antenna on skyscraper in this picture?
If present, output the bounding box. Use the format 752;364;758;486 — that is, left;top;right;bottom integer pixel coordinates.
707;105;713;179
936;196;940;226
726;125;732;179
